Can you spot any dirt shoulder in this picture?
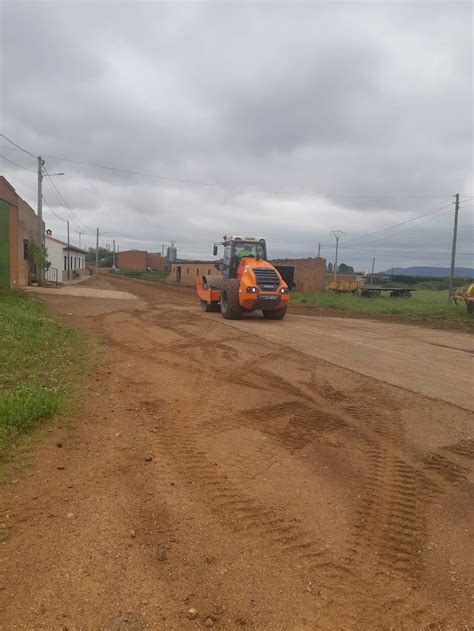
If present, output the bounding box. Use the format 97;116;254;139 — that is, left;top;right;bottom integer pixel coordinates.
288;302;474;333
1;276;472;630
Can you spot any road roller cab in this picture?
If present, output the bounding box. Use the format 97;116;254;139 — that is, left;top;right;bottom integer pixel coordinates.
196;236;289;320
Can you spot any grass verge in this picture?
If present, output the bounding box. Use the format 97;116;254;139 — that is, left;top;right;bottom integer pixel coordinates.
290;289;474;330
112;269;169;284
0;291;88;456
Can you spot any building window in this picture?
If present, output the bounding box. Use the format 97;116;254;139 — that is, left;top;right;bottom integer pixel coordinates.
208;269;211;275
64;256;67;271
23;239;29;260
74;256;77;269
187;268;189;274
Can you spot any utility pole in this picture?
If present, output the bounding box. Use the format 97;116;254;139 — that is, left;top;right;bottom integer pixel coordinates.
317;242;321;258
370;256;375;286
330;230;345;279
95;228;99;275
112;239;116;270
448;193;460;303
77;231;84;248
37;156;44;243
37;156;45;283
161;244;165;258
67;220;70;281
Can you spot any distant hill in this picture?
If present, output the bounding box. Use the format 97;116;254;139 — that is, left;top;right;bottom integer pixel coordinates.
383;266;474;278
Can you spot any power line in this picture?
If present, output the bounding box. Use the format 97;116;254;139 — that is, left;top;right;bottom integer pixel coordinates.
42;194;68;223
0;135;470;203
43;167;94;232
0;133;37;158
0;136;454;200
0;155;36;172
343;201;454;246
343;205;456;247
36;152;456;199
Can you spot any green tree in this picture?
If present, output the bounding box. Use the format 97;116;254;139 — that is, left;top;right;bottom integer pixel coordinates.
86;246;113;266
338;263;354;273
29;241;50;284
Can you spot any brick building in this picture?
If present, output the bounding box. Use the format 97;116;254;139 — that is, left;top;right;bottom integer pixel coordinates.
169;262;218;285
272;257;326;293
169;257;326;293
0;176;44;289
117;250;166;272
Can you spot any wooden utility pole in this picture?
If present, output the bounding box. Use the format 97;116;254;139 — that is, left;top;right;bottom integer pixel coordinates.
95;228;99;274
317;242;321;257
37;156;44;243
112;239;116;270
448;193;460;303
37;156;45;283
67;220;70;281
370;257;375;286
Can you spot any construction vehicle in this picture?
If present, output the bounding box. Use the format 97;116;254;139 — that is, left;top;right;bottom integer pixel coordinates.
196;236;289;320
454;283;474;315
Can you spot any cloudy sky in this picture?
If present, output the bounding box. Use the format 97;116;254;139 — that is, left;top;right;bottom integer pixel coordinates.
1;1;473;271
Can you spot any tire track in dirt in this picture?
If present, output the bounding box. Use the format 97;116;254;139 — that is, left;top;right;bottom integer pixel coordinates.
443;438;474;460
422;452;469;484
349;443;440;582
150;405;375;628
146;394;447;629
93;293;470;628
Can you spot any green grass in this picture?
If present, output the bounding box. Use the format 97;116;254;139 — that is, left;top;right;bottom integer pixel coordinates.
0;292;87;455
113;269;169;284
291;289;473;330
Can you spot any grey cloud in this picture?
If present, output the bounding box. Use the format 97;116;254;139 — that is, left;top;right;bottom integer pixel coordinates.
1;1;472;270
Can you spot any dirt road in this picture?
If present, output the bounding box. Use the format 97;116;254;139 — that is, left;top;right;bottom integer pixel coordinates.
1;276;473;630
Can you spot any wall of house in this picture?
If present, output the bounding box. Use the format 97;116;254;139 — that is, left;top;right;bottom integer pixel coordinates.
9;206;20;288
117;250;147;271
45;238;63;278
0;200;11;289
0;177;44;289
271;257;326;293
169;262;218;285
17;197;41;287
45;238;87;283
62;249;87;282
146;253;166;271
117;250;166;271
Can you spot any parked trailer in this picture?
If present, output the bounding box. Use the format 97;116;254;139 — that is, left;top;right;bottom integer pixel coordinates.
361;286;415;298
328;278;365;294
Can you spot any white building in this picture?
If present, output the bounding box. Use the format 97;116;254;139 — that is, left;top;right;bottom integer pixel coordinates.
45;234;87;283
